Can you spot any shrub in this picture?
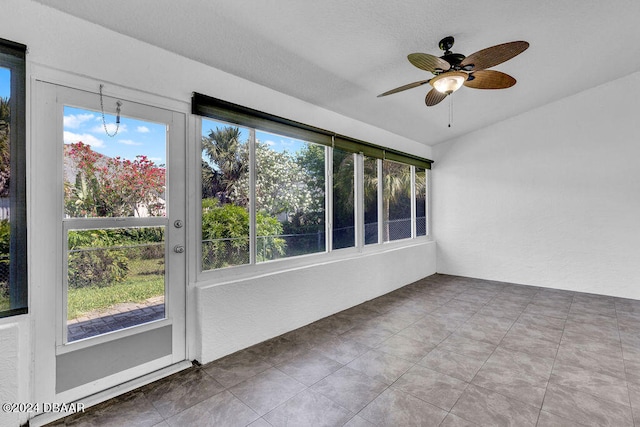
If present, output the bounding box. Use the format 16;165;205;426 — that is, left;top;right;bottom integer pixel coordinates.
68;248;129;289
68;229;130;289
201;199;286;269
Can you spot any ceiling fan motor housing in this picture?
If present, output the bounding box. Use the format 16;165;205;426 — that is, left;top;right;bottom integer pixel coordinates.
441;53;466;69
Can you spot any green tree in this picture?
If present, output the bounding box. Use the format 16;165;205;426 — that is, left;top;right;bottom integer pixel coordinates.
295;143;325;218
382;160;412;241
331;149;355;248
201;198;285;269
202;126;249;205
201;124;328;260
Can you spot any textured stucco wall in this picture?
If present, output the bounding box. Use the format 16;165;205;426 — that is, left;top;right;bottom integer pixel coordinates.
433;71;640;298
0;323;19;427
0;318;29;427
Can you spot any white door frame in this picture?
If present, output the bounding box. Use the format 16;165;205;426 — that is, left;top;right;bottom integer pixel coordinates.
31;78;188;409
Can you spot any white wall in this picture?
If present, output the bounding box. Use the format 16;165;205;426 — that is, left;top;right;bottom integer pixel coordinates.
197;242;436;363
433;70;640;299
0;316;30;426
0;1;436;423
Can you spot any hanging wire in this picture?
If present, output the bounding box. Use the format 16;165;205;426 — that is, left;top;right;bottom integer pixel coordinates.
99;84;122;137
448;94;453;128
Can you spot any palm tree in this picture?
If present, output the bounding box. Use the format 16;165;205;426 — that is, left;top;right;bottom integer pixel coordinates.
202;126;249;205
382;160;412;241
344;155;415;242
332;149;355;248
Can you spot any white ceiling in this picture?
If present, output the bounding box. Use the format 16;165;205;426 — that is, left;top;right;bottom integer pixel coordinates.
36;0;640;146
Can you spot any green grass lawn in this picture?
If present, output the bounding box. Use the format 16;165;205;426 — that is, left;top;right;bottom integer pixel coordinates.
0;295;8;312
67;258;164;320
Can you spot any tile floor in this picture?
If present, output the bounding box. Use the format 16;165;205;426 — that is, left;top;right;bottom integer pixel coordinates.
49;274;640;426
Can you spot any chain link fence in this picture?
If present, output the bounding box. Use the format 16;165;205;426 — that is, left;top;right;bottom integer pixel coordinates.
202;216;427;269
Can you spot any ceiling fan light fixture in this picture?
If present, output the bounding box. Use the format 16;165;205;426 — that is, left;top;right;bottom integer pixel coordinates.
430;71;468;94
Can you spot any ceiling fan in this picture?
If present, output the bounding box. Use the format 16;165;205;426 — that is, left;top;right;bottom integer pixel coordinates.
378;36;529;106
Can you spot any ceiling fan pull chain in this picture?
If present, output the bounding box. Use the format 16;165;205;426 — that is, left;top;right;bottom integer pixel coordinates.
99;84;122;137
448;95;453;128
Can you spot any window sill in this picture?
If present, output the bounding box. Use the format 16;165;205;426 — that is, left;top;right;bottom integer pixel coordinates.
195;236;434;289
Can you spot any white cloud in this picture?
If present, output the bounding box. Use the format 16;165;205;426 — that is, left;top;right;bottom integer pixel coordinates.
64;131;105;148
263;139;276;146
136;126;150;133
118;139;143;146
91;123;127;134
63;113;95;129
148;157;163;164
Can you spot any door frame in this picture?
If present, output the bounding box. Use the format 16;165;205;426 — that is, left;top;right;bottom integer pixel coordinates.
31;74;189;410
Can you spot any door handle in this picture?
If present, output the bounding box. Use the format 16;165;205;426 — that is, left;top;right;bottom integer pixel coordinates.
173;245;185;254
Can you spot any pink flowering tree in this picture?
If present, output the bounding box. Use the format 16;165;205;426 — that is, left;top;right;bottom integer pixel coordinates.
65;142;165;217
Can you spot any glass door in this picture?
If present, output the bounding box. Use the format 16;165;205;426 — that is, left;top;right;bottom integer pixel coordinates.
36;82;186;402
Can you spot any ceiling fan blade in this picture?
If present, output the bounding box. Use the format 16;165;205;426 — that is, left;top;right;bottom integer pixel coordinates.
460;41;529;71
425;88;447;106
408;53;451;74
464;70;516;89
377;79;431;97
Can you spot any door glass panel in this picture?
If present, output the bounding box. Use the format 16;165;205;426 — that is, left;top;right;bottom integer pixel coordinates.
63;106;167;218
63;106;168;342
66;226;165;342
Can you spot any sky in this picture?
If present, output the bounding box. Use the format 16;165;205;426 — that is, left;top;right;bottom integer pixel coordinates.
0;67;9;99
63;106;167;166
202;118;306;155
17;79;305;169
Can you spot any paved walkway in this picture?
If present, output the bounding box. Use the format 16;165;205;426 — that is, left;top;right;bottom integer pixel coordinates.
67;296;165;342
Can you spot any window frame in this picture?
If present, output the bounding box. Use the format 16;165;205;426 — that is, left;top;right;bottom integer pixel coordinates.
0;38;27;318
193;94;433;277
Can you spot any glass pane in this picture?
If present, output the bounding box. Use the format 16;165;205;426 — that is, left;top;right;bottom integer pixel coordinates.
0;67;10;312
333;149;354;250
66;226;165;342
256;130;326;261
383;160;412;242
364;156;378;245
201;119;250;270
63;106;167;218
415;167;427;236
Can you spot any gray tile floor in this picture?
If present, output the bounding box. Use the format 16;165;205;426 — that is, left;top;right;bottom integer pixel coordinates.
49;274;640;426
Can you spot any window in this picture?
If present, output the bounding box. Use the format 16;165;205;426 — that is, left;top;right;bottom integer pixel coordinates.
0;38;27;318
192;93;433;272
363;156;379;245
201;119;250;269
256;130;326;259
382;160;412;242
332;148;355;250
415;167;427;237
